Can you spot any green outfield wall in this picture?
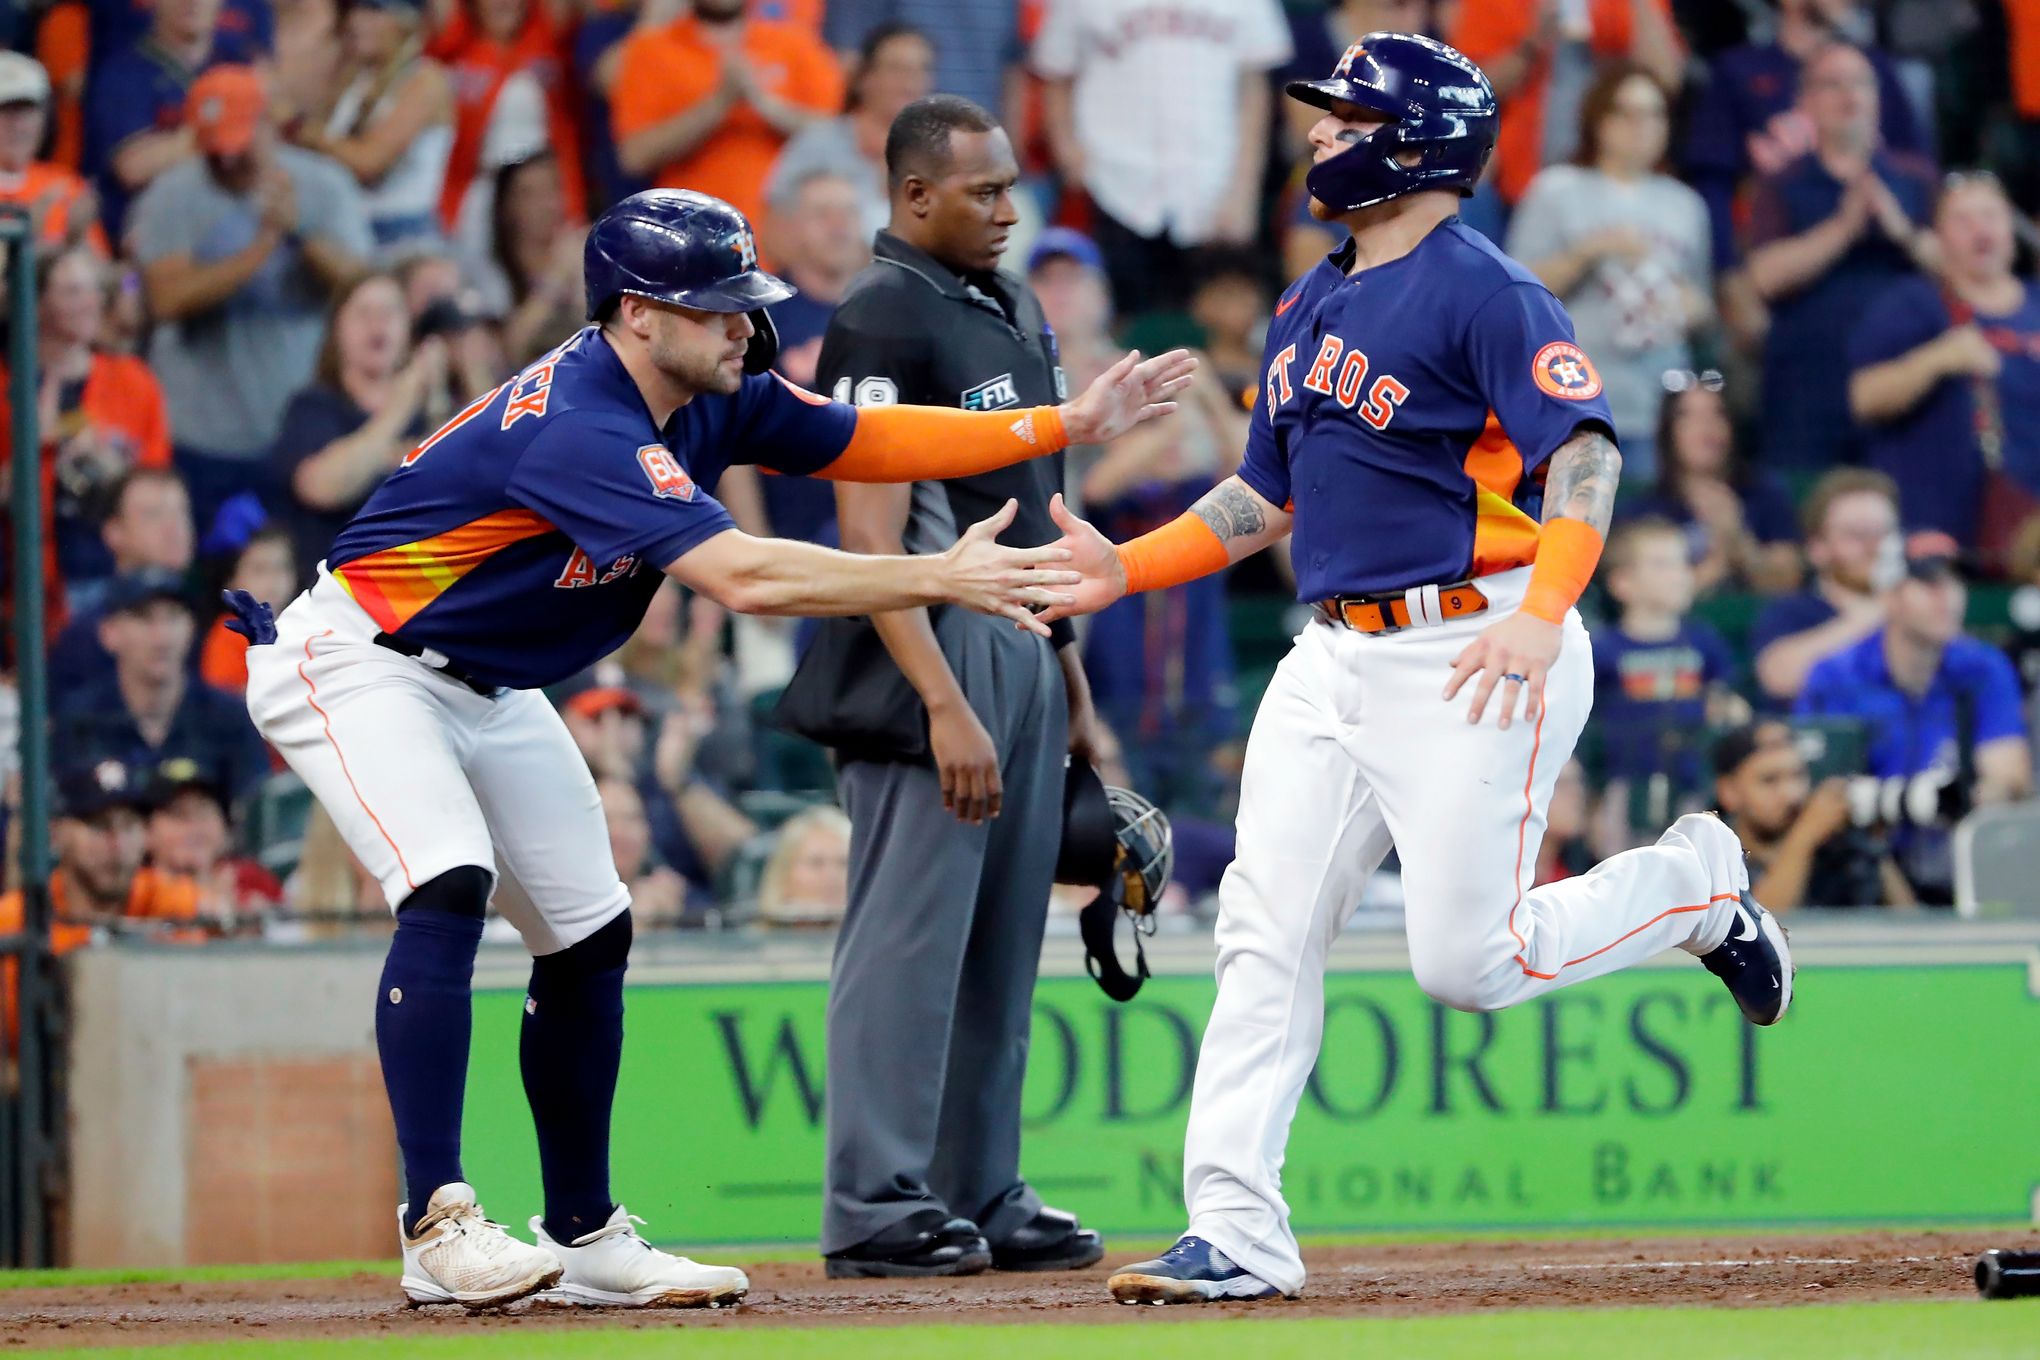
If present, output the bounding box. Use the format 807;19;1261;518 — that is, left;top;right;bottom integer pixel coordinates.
462;960;2038;1242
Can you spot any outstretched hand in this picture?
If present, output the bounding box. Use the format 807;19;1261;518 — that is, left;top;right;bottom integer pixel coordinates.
1027;493;1127;626
1059;349;1198;446
941;498;1081;637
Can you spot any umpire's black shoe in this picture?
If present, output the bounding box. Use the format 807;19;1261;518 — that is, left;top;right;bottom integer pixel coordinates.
989;1206;1106;1272
824;1210;992;1279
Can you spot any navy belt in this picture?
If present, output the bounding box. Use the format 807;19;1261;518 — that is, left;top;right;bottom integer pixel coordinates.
373;632;499;696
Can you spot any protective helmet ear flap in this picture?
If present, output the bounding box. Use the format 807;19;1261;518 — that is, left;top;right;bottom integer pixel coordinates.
743;308;780;377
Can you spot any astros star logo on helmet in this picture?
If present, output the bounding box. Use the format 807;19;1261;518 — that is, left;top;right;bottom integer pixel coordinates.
729;228;759;273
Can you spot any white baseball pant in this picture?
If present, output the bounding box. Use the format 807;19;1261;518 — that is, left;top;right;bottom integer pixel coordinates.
1183;565;1742;1294
245;569;630;955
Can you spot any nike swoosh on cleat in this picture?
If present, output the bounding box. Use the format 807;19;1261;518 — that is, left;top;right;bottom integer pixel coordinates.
1733;907;1759;943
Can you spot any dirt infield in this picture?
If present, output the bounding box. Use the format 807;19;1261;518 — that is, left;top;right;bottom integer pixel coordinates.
0;1230;2023;1348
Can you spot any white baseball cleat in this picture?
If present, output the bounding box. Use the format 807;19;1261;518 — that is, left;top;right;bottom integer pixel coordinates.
399;1182;564;1309
532;1205;749;1308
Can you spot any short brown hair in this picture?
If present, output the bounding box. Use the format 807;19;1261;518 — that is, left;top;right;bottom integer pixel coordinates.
1799;468;1898;541
1932;169;2012;226
1604;516;1685;575
315;269;405;390
106;465;185;520
1574;62;1668;170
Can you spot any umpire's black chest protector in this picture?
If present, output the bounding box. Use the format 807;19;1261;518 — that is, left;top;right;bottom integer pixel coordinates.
816;231;1070;557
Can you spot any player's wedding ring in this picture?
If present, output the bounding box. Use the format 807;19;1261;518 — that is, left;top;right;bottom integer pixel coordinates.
1503;672;1527;683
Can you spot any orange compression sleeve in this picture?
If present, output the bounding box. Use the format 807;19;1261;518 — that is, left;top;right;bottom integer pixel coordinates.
1520;518;1605;624
816;404;1067;482
1117;511;1231;595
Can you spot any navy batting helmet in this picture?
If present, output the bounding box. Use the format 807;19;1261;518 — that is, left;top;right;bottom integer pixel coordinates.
583;189;794;374
1286;33;1497;215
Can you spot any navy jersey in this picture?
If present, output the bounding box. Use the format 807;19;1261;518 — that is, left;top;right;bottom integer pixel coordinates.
325;327;857;689
1848;274;2040;545
1240;220;1615;602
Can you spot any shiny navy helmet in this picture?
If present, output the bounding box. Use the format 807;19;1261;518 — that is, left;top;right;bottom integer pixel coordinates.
583;189;793;374
1286;33;1498;215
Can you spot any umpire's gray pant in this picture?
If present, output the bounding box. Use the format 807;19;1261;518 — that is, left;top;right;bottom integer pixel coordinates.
821;617;1067;1253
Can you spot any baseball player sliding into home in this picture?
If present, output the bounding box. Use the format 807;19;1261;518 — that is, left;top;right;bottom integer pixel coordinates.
1038;34;1794;1305
234;189;1194;1311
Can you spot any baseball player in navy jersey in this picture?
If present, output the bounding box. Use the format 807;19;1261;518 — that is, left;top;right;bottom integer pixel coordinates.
1034;35;1796;1305
233;189;1194;1311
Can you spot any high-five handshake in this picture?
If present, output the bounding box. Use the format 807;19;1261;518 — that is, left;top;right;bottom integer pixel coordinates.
936;348;1199;636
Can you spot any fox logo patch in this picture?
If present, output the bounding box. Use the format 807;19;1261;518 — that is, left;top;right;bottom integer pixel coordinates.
962;372;1021;411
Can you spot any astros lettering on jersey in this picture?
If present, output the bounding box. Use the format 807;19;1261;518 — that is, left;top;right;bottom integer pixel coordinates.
323;326;856;690
1243;219;1613;600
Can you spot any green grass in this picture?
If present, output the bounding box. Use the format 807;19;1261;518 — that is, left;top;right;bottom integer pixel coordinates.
0;1220;2022;1292
0;1259;393;1291
42;1300;2040;1360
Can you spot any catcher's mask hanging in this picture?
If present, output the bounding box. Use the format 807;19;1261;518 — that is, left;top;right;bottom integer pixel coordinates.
1057;756;1173;1001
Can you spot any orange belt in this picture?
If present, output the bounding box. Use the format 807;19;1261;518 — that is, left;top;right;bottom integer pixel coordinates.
1316;581;1489;634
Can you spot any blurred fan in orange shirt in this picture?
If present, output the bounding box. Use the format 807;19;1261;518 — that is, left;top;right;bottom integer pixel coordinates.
198;523;298;693
0;51;106;254
431;0;588;238
144;760;285;919
610;0;844;228
33;1;87;171
0;761;204;1052
0;245;172;635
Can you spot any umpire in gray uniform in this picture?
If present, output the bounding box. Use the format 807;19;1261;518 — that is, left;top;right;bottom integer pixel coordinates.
804;94;1111;1278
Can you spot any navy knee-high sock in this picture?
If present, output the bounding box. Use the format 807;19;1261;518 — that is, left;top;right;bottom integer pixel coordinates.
523;910;631;1244
378;868;490;1235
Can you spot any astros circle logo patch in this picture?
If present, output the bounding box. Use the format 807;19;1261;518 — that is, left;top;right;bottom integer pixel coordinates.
1532;342;1603;400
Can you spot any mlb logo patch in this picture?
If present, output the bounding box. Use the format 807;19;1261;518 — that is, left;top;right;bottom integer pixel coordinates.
637;445;696;501
962;372;1020;411
1531;342;1604;401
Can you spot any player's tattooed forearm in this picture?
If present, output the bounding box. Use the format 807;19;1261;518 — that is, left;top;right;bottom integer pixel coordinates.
1192;481;1267;542
1542;429;1621;535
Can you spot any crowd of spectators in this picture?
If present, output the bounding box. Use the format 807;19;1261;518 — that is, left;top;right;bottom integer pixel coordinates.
6;0;2040;954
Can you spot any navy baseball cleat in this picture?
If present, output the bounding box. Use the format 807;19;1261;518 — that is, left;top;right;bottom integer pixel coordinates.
1701;889;1794;1025
1107;1235;1285;1305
